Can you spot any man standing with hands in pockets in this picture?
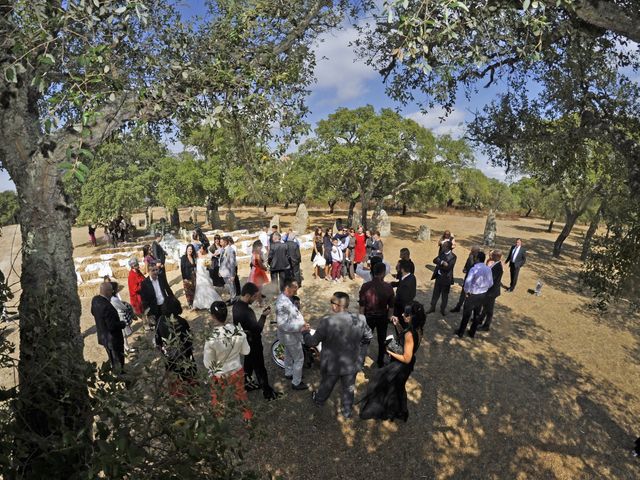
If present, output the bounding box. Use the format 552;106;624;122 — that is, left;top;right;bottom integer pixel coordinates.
276;278;308;390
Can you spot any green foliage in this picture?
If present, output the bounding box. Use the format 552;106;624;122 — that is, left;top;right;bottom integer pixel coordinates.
510;177;544;215
456;168;491;210
0;191;19;226
77;163;147;225
0;327;258;478
581;210;640;312
357;0;639;112
157;153;207;211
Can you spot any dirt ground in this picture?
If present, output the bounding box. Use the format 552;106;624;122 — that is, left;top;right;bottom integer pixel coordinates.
1;206;639;479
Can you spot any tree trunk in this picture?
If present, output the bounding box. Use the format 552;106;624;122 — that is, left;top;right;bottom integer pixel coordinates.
553;211;580;257
170;207;180;229
347;199;356;226
0;78;92;475
8;159;92;474
328;200;336;214
284;201;289;209
547;219;554;232
402;203;407;216
145;207;151;230
525;207;532;217
581;205;603;261
263;203;267;213
206;197;220;229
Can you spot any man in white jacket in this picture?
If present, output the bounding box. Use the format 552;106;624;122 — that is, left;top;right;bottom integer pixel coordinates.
275;278;307;390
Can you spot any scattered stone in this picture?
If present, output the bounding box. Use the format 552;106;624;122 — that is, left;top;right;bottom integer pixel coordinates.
417;225;431;242
377;209;391;237
293;203;309;234
225;211;237;231
483;210;497;247
270;214;280;231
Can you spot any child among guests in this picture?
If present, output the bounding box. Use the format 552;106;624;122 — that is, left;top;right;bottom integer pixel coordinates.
331;238;343;282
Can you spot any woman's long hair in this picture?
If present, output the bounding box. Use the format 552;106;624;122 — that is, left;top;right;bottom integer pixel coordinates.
404;301;427;338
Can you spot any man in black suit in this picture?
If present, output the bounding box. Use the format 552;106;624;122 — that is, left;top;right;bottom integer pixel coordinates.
268;232;291;292
393;259;416;317
428;241;457;315
505;238;526;292
90;282;126;371
478;250;504;332
140;261;173;326
151;232;169;286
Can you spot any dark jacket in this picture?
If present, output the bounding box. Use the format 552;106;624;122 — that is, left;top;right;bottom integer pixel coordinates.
487;262;504;298
232;300;266;344
155;314;196;378
180;255;197;281
90;295;125;347
140;275;173;318
151;240;167;265
432;251;457;285
394;273;417;315
268;242;291;271
303;312;373;376
285;240;302;266
506;245;526;268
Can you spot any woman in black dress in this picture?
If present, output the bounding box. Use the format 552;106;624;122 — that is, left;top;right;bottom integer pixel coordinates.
359;301;426;422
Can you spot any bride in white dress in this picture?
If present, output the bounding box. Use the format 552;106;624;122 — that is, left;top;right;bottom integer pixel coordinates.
192;248;222;310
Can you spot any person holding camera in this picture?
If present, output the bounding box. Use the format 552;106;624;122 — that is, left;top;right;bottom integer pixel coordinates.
359;301;426;422
233;283;282;401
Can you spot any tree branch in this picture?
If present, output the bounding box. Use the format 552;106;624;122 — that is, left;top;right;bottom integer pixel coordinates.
570;0;640;43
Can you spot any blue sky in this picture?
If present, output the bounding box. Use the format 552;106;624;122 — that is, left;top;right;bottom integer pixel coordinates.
0;2;551;191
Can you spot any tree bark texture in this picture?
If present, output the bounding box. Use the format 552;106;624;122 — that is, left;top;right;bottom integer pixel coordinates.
547;220;554;232
581;204;603;261
402;203;407;216
0;86;92;474
328;200;336;214
553;211;580;257
171;207;180;228
525;207;532;217
347;199;356;227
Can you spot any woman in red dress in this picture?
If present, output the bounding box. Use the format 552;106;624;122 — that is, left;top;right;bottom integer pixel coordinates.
127;258;146;316
354;225;367;265
248;240;269;302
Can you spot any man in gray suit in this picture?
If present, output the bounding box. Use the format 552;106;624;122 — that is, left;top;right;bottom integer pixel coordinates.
303;292;372;418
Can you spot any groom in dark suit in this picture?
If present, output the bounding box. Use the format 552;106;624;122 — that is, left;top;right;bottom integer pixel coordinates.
505;238;526;292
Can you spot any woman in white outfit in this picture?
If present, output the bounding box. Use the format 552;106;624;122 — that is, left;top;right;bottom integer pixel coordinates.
192;247;222;310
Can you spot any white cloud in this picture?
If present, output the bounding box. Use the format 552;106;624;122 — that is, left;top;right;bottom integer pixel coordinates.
311;26;378;103
406;107;467;138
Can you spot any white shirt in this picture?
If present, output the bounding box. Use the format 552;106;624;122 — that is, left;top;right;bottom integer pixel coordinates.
150;277;165;306
331;246;343;262
512;246;521;261
258;231;269;249
203;323;250;376
275;293;305;345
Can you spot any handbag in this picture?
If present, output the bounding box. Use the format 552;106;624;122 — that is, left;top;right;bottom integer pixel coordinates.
385;334;404;355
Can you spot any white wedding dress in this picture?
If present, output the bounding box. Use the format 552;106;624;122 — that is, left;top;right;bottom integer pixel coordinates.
192;257;222;310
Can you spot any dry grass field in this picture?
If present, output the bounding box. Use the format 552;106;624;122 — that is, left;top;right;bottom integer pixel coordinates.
1;206;639;479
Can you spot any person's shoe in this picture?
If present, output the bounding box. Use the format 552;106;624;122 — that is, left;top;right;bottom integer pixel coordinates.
264;390;283;401
291;381;308;390
311;391;322;406
440;310;447;316
478;325;490;332
245;380;261;391
450;307;461;313
426;307;436;314
456;330;464;338
284;374;293;380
